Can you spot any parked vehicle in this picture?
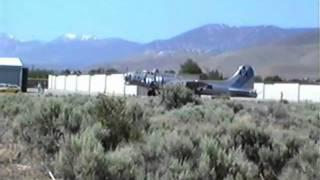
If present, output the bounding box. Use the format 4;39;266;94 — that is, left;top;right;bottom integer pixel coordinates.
0;83;20;93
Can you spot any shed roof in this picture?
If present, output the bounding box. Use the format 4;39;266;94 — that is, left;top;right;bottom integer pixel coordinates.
0;58;23;66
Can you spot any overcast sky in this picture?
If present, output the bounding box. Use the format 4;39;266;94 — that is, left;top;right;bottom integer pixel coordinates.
0;0;318;42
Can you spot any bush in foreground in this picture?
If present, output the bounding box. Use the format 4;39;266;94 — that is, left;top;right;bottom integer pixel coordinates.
0;94;319;179
160;85;200;110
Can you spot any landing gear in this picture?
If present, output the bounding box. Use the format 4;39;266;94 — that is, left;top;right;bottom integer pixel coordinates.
147;82;158;96
147;89;156;96
193;87;202;97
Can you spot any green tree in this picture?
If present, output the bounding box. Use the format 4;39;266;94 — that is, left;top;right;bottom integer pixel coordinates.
89;68;104;75
28;69;54;79
254;76;263;82
71;70;82;75
200;69;224;80
264;75;283;83
179;59;202;74
105;68;119;75
61;69;71;75
164;70;176;74
89;68;119;75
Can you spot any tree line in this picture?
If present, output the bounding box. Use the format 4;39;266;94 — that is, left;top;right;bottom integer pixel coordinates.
179;58;320;83
28;59;320;83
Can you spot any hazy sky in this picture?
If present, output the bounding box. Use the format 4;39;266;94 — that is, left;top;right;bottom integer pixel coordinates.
0;0;319;42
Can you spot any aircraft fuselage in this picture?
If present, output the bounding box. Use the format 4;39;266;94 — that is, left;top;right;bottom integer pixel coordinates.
124;65;257;98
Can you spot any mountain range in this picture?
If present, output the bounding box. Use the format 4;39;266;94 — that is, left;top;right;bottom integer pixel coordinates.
0;24;319;78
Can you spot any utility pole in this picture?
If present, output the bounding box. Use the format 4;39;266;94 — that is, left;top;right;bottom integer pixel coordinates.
318;0;320;81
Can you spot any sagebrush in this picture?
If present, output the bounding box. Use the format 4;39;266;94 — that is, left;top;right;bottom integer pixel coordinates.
0;88;319;180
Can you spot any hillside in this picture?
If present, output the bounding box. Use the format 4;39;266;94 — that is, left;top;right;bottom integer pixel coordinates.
0;25;315;69
144;24;311;53
0;34;142;68
111;30;319;79
200;31;319;79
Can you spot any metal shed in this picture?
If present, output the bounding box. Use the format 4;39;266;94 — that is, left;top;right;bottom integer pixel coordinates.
0;57;23;87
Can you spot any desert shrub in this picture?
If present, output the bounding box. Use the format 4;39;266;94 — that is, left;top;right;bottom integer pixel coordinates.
126;100;150;138
92;95;148;150
140;131;166;177
160;85;200;110
56;123;144;180
165;131;195;164
105;145;144;180
1;94;320;179
55;124;107;180
197;137;258;179
61;106;83;134
149;102;234;136
93;95;131;150
127;97;166;120
162;158;194;180
0;95;35;118
226;101;244;114
279;142;320;180
230;122;307;179
268;102;289;119
54;138;77;180
13;98;64;159
231;124;273;162
198;137;233;179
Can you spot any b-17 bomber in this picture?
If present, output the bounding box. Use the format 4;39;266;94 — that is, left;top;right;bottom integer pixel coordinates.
124;65;257;98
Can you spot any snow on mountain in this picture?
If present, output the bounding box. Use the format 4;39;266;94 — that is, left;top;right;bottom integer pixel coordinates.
7;34;15;40
64;33;77;40
81;35;97;41
0;24;317;69
62;33;97;41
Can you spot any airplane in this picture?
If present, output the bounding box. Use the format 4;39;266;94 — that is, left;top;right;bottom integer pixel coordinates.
124;65;257;98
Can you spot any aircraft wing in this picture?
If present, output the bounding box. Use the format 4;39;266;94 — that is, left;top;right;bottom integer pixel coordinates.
170;81;257;98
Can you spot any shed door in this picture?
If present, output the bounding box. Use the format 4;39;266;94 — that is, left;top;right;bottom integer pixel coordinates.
0;66;21;86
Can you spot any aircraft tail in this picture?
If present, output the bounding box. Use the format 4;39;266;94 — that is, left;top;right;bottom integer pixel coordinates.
226;65;255;90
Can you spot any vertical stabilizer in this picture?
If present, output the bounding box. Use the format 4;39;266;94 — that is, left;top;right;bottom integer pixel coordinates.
226;65;255;89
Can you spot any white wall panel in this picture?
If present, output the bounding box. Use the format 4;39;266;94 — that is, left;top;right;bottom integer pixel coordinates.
90;74;107;94
300;85;320;102
264;84;278;100
48;75;52;89
276;83;299;101
77;75;90;93
254;83;264;99
106;74;125;95
125;85;138;96
51;75;57;90
264;83;299;101
65;75;77;92
56;76;66;90
137;86;149;96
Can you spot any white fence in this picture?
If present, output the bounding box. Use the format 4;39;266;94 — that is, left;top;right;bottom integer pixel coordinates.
254;83;320;102
48;74;320;102
77;75;90;93
90;75;107;94
48;74;145;96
